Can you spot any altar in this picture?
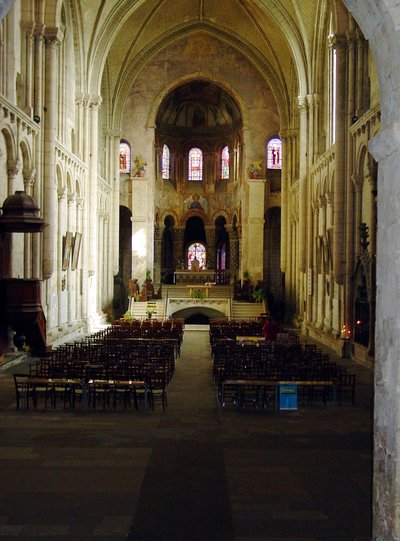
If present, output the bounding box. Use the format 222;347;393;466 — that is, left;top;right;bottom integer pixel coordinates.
174;269;216;284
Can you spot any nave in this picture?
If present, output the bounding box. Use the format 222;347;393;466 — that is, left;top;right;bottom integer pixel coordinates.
0;328;373;540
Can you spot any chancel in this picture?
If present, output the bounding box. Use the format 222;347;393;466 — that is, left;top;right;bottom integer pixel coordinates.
1;0;400;539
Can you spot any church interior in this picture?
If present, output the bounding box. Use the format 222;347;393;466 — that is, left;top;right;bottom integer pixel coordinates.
1;0;400;539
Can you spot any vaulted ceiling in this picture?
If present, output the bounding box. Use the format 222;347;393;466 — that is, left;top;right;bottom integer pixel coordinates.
84;0;328;114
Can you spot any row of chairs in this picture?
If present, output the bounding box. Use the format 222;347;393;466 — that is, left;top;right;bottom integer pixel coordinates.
14;320;181;412
212;340;356;409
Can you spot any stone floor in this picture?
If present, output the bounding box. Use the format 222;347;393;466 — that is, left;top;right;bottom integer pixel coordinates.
0;327;373;540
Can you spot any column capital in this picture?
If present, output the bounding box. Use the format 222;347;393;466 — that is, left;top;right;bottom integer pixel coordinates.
21;21;34;36
8;159;21;178
297;96;308;111
23;167;36;187
44;27;64;48
328;33;346;50
89;95;102;109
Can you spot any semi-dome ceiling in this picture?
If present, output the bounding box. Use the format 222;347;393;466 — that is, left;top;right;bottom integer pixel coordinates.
156;81;242;134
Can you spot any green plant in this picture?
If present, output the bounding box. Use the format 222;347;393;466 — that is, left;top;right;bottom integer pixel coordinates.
243;270;250;281
146;269;151;280
191;289;205;301
251;288;265;303
123;310;134;321
146;310;154;319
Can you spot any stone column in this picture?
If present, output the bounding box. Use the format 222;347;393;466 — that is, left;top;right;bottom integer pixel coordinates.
76;197;84;320
88;96;102;279
43;29;62;279
247;177;266;281
32;25;44;282
226;225;239;284
344;28;357;335
154;223;164;291
205;226;216;270
23;167;36;278
204;151;216;194
57;189;66;326
67;193;75;323
131;175;151;284
172;227;185;270
352;174;363;257
111;132;121;280
368;125;400;541
22;22;34;114
280;132;290;275
297;96;308;275
332;34;346;285
311;202;319;325
7;160;20;277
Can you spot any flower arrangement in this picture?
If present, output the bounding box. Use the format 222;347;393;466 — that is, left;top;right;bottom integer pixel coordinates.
248;159;263;179
133;154;147;176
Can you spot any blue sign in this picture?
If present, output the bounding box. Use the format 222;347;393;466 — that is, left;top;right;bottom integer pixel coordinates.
279;383;298;410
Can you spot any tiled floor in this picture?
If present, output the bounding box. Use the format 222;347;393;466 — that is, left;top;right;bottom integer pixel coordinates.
0;328;373;540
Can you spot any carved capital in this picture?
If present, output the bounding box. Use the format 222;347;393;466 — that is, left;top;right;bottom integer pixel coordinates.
89;95;102;109
23;167;36;186
8;159;21;178
297;96;308;111
45;27;64;48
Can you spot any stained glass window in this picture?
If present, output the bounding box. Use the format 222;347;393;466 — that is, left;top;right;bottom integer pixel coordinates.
188;147;203;181
221;145;229;180
187;242;206;270
267;138;282;170
162;144;170;179
119;141;130;173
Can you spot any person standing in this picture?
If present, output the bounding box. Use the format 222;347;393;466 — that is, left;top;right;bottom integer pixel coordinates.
262;316;279;342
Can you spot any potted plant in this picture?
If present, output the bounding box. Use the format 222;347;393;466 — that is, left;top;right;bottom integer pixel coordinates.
251;288;265;303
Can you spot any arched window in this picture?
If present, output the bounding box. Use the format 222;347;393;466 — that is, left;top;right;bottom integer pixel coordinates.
119;140;131;173
162;144;170;179
221;145;230;180
267;138;282;170
187;242;206;270
188;147;203;181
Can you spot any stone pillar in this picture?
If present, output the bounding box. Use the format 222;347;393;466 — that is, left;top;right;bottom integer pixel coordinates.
352;174;363;257
57;189;66;326
345;28;357;335
33;24;44;122
247;177;266;281
154;223;164;291
332;34;346;285
112;134;121;280
22;22;34;114
32;26;43;281
76;197;84;321
297;96;308;274
67;193;75;323
7;160;20;277
205;226;216;270
280;132;290;275
131;176;151;284
311;202;319;325
88;96;102;279
43;29;62;279
226;225;239;284
23;167;36;278
368;124;400;541
173;227;185;270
